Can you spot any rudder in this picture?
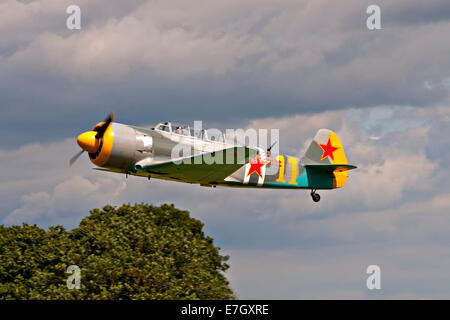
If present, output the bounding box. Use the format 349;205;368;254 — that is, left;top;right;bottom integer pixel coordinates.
302;129;352;188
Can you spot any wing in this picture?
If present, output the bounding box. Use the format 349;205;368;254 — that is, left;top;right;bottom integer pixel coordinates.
139;146;258;184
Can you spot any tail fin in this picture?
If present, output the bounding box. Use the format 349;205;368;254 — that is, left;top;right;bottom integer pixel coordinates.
303;129;355;188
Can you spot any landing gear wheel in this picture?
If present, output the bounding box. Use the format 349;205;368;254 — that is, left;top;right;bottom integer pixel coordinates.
310;190;321;202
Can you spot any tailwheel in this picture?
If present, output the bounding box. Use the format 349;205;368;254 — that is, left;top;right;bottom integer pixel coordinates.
310;190;321;202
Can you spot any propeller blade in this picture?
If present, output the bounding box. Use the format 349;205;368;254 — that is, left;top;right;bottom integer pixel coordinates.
67;150;85;168
95;112;115;138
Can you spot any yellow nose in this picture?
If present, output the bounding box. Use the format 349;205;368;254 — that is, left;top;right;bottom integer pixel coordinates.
77;131;100;153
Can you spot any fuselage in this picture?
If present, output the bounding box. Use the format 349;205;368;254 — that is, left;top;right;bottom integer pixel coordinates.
79;121;349;191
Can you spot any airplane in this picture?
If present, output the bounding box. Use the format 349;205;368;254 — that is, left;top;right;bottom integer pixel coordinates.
68;113;357;202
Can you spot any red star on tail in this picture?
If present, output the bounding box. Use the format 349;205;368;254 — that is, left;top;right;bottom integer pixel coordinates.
318;137;339;161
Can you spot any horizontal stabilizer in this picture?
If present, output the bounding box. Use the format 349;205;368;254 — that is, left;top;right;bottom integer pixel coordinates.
304;164;357;174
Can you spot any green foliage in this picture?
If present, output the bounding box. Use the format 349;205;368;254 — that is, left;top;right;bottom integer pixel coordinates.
0;203;234;300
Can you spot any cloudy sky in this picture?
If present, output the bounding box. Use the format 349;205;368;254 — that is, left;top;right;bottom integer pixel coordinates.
1;0;450;299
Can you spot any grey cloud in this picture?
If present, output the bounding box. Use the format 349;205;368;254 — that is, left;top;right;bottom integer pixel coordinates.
1;0;450;147
226;244;450;299
4;175;126;226
383;0;450;27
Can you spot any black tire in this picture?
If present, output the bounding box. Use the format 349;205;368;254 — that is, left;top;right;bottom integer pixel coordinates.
312;193;321;202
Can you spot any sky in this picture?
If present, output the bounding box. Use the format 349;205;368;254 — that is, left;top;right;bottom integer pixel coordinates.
1;0;450;299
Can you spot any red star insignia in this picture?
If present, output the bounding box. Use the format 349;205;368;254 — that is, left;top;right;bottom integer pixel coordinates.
247;155;268;178
318;137;339;161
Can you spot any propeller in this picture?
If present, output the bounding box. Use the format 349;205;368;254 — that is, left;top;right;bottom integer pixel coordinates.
67;112;115;168
95;112;115;138
67;150;84;168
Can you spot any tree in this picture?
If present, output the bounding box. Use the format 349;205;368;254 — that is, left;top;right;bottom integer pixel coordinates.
0;203;234;299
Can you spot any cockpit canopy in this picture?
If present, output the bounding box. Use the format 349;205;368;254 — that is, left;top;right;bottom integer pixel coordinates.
156;121;204;138
155;122;227;142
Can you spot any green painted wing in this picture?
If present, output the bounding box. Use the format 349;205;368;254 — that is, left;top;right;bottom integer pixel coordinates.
140;146;257;184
